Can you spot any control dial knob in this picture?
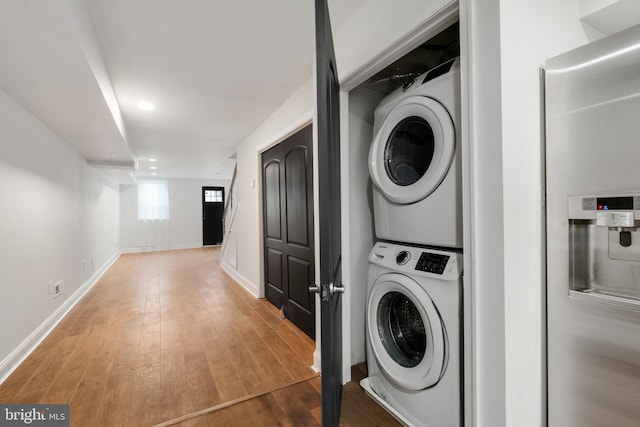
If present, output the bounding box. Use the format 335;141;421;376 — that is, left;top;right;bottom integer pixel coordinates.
396;250;411;265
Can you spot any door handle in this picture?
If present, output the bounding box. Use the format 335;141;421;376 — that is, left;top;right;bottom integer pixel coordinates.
309;283;344;300
330;283;345;295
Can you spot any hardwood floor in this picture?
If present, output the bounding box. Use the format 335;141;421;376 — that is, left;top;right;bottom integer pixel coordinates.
0;247;399;426
157;364;400;427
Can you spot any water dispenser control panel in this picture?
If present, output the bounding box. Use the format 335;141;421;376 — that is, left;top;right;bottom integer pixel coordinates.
568;193;640;305
570;194;640;221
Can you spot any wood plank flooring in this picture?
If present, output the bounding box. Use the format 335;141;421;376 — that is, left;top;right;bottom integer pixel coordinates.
0;247;399;426
164;365;401;427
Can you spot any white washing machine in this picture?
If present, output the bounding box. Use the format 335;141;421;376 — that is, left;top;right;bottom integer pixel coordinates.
361;241;462;427
369;58;462;249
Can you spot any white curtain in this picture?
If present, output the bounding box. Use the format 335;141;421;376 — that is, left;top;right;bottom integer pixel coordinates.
137;180;170;220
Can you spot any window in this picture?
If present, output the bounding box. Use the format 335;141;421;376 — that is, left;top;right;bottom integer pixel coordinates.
138;180;170;220
204;189;223;203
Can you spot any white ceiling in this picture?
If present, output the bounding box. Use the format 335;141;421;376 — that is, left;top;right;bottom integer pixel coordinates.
0;0;366;183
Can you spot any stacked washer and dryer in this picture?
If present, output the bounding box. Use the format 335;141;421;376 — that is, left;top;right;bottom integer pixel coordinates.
360;57;463;427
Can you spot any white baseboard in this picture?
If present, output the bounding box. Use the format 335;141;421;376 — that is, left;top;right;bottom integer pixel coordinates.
220;261;261;298
172;243;207;250
0;251;121;385
313;349;322;373
120;243;204;254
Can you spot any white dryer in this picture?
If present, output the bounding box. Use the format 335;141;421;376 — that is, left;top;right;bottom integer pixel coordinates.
369;58;462;249
361;241;462;427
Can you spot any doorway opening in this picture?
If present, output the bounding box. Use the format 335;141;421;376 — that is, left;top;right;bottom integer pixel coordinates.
344;18;460;377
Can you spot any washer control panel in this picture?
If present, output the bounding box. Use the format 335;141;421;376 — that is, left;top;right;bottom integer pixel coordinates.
369;241;462;280
415;252;450;275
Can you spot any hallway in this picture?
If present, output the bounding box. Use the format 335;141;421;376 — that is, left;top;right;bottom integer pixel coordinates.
0;248;398;426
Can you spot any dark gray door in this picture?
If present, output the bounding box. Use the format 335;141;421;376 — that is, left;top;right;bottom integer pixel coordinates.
262;124;315;339
314;0;343;425
202;186;224;245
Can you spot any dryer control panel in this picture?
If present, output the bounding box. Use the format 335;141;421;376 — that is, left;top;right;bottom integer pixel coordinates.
369;241;462;281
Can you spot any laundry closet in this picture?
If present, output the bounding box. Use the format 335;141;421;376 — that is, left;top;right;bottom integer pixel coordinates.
342;15;462;427
345;19;460;362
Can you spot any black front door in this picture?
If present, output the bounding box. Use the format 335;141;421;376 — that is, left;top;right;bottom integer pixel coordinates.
315;0;343;425
262;124;315;339
202;187;224;245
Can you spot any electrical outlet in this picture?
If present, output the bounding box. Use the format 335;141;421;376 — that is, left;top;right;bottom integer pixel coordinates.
54;281;62;298
49;280;63;298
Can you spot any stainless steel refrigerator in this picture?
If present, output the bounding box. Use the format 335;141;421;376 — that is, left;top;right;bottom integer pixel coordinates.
545;24;640;426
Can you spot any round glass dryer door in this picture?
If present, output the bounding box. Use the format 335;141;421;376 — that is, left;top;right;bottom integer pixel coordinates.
384;116;434;188
367;273;447;391
369;96;455;204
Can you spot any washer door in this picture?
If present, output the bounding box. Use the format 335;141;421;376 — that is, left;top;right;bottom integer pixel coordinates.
367;273;447;391
369;96;455;204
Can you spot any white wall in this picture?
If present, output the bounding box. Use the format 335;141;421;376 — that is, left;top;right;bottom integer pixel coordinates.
0;88;120;381
334;0;457;80
458;2;506;425
345;87;384;365
119;177;229;253
580;0;640;36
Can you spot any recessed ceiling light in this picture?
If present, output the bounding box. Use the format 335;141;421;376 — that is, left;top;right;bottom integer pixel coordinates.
149;158;157;162
150;166;157;170
151;172;157;176
137;101;155;111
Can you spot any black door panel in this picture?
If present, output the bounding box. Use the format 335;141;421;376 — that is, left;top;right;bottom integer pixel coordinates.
315;0;343;424
202;187;224;245
262;124;315;339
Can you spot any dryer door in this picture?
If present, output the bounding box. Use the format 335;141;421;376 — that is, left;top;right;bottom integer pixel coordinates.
369;96;455;204
367;273;447;391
